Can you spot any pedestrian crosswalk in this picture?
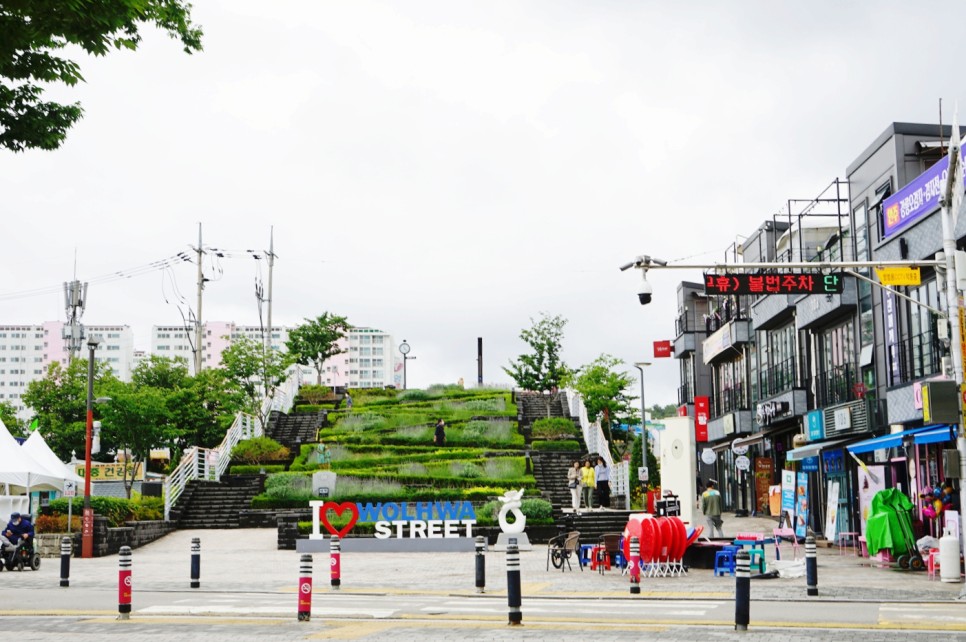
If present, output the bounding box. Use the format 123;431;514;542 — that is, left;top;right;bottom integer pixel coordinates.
421;598;727;619
879;604;966;627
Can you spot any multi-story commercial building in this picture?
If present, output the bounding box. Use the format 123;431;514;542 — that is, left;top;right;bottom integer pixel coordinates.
674;122;965;540
0;322;134;418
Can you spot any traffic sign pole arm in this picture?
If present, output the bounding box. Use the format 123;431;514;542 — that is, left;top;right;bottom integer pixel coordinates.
620;258;945;271
844;269;946;316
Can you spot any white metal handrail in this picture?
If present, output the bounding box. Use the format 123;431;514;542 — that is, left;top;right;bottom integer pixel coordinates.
163;369;303;521
564;388;630;507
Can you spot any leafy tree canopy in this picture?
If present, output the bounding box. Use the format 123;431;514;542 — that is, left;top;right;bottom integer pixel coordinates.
219;335;291;425
0;400;23;436
503;313;571;394
573;354;635;455
1;0;203;152
285;313;350;386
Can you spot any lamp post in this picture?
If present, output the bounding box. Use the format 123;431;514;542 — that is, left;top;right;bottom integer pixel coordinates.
82;337;100;558
633;362;651;492
399;340;412;390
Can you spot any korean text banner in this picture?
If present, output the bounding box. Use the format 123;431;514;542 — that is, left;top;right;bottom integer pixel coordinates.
882;147;966;237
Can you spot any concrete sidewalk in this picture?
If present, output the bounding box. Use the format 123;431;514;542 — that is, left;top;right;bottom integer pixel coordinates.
6;513;961;605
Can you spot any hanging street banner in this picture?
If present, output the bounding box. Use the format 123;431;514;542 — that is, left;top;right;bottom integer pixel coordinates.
704;273;844;296
882;145;966;237
874;266;921;286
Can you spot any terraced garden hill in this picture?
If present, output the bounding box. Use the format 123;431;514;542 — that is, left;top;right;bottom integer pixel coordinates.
244;385;557;544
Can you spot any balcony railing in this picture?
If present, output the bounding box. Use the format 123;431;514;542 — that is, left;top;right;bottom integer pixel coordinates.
758;357;797;398
893;332;942;385
815;363;857;407
713;386;747;417
677;383;693;406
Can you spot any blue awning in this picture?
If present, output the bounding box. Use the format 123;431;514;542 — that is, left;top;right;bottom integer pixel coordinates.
913;424;954;446
846;425;950;454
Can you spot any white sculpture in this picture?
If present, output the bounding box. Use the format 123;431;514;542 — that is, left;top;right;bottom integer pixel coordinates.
497;488;527;534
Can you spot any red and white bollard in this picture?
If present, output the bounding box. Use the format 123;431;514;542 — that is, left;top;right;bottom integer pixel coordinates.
330;536;341;591
118;546;132;620
298;554;313;622
629;536;641;594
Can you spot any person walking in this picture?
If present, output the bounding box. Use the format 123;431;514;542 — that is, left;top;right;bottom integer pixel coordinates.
567;461;582;512
434;418;446;447
580;459;596;511
595;456;611;508
701;480;724;537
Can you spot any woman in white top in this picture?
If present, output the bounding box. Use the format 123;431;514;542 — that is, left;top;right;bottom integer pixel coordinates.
567;461;582;512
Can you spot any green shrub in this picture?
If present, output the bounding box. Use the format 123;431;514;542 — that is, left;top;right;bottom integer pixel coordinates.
532;417;578;440
231;437;290;465
230;464;285;474
449;461;484;478
397;389;430;401
476;497;554;525
298;385;332;404
47;496;161;527
398;462;428;476
531;439;581;451
461;398;505;412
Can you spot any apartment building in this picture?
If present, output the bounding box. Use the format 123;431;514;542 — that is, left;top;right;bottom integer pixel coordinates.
0;322;134;418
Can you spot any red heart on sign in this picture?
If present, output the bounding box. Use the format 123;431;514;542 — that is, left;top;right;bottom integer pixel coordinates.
319;501;358;538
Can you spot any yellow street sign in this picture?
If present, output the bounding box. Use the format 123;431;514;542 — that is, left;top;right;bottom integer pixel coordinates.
874;266;921;286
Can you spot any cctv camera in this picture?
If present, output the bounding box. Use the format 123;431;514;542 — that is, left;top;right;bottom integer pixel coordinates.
637;278;653;305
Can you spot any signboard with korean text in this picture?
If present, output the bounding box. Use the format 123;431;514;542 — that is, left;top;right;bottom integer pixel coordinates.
874;266;921;286
754;457;773;515
653;340;672;358
801;456;819;472
75;463;145;482
806;410;825;441
795;472;809;539
694;396;709;442
882;146;966;237
704;273;844;296
781;469;796;529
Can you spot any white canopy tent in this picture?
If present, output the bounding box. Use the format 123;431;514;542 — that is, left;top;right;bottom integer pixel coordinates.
21;431;82;485
0;419;64;494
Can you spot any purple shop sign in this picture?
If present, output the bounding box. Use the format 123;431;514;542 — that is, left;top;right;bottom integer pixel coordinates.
882;147;966;237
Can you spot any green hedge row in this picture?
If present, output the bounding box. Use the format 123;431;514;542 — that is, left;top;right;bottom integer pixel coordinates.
229;464;285;474
531;440;581;451
252;486;512;508
47;496;164;527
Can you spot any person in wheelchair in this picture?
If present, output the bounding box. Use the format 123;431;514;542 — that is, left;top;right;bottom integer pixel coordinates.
0;512;34;564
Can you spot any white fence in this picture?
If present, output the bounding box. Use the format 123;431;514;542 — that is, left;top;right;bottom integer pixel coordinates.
163;369;303;521
564;389;631;509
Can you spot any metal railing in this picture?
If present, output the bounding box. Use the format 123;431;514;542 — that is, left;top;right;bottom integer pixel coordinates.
894;332;941;385
163;368;303;521
713;386;747;416
564;389;630;508
677;383;693;407
758;357;797;398
814;363;857;407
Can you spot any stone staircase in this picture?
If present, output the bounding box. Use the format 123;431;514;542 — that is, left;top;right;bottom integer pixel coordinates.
264;410;322;452
516;391;570;427
173;475;264;529
560;509;636;544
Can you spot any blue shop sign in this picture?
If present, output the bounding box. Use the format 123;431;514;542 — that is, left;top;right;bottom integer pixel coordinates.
806;410;825;441
801;456;819;472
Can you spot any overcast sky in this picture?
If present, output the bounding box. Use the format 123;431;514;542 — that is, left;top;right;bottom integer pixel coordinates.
3;1;966;407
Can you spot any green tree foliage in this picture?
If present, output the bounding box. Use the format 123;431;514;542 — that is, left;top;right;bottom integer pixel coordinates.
503;313;571;397
219;336;291;425
22;359;117;461
98;381;173;498
0;401;23;435
630;432;661;491
285;313;351;386
1;0;203;152
574;354;635;452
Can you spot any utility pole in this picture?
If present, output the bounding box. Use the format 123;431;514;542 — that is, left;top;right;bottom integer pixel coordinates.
193;223;205;375
266;226;276;356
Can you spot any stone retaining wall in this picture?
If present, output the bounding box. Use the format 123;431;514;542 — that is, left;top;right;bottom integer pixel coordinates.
35;518;175;558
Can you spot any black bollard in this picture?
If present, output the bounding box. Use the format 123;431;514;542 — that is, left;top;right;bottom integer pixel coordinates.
190;537;201;589
118;546;132;620
506;540;522;626
734;550;750;631
805;536;818;596
298;554;313;622
475;536;486;594
59;537;71;588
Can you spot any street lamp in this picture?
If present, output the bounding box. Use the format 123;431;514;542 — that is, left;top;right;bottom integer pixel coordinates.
633;362;651;492
82;336;100;558
399;340;414;390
